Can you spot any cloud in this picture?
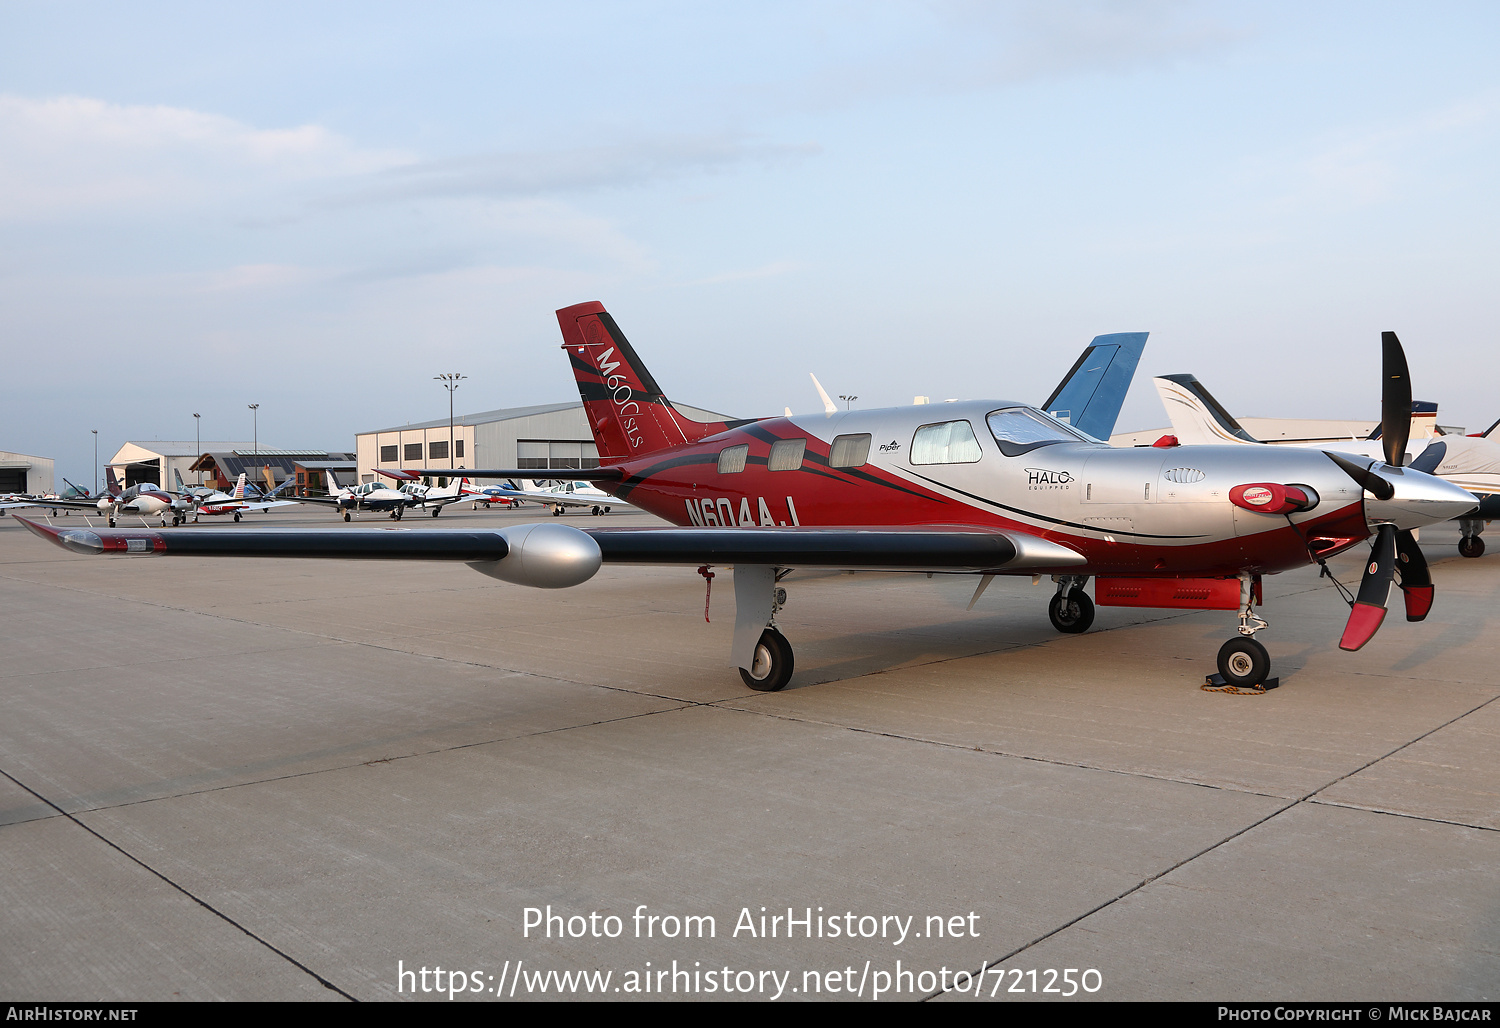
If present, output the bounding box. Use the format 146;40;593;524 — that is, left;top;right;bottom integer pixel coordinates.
322;136;820;206
0;94;411;219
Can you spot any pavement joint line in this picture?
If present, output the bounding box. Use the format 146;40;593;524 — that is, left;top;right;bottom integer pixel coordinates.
922;683;1500;1001
0;764;357;1002
707;700;1290;799
1306;797;1499;834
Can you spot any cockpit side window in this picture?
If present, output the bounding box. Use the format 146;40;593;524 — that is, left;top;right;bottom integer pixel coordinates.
910;421;982;465
986;407;1094;457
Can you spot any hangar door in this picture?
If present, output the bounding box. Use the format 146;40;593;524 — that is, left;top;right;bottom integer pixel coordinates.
0;469;26;493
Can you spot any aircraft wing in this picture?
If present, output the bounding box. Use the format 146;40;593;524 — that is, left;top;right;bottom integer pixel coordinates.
481;487;637;509
405;468;626;482
288;494;346;508
1;497;104;511
15;518;1085;574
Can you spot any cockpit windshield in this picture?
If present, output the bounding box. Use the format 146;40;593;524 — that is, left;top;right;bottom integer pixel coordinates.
986;407;1100;457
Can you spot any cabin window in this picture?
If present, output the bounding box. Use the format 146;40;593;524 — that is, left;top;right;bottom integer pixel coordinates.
911;421;982;465
380;445;397;462
830;433;871;468
718;444;749;474
768;438;807;472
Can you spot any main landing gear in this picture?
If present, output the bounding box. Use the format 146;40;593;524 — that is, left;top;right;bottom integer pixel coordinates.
1210;574;1276;691
1459;518;1485;558
1047;575;1094;633
343;511;352;522
732;567;794;691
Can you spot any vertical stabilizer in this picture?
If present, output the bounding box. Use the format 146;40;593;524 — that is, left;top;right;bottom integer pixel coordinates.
556;302;732;459
1153;374;1261;445
1042;332;1148;439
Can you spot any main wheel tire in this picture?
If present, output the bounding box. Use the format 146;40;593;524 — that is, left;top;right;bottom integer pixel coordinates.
233;512;241;522
1459;535;1485;558
739;627;795;692
343;511;351;522
431;508;440;518
1217;637;1270;688
1047;590;1095;633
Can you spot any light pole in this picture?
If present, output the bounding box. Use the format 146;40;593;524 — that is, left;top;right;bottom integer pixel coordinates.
193;413;201;486
248;404;259;478
434;373;466;472
92;430;98;495
839;394;858;410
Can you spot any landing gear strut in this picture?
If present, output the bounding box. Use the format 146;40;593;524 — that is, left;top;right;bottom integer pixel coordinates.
1047;575;1094;633
732;566;794;691
1459;518;1485;558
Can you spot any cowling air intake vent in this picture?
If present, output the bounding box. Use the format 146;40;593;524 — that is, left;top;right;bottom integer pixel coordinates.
1163;468;1206;484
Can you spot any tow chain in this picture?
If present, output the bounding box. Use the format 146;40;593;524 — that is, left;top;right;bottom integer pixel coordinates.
697;565;715;622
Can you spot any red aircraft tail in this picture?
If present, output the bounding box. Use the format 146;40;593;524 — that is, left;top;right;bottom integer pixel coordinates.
556;301;729;460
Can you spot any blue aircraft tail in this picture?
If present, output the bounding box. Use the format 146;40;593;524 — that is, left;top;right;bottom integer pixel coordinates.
1041;332;1148;440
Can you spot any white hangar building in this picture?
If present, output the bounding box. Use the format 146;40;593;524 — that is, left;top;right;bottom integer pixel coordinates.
354;401;729;483
0;450;54;496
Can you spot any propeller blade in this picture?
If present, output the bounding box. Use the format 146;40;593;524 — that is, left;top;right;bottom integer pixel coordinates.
1394;528;1433;621
1324;451;1395;501
1339;524;1397;651
1382;331;1412;467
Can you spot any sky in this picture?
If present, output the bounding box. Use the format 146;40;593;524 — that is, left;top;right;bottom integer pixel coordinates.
3;1;1499;485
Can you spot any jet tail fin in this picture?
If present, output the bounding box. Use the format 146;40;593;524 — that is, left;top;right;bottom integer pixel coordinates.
1041;332;1148;440
556;301;732;459
1152;374;1260;446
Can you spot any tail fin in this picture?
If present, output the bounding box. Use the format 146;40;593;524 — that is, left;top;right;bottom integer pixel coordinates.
105;467;121;496
1041;332;1148;440
232;473;248;499
1152;374;1261;445
174;468;185;492
325;468;342;493
556;301;731;459
810;374;838;415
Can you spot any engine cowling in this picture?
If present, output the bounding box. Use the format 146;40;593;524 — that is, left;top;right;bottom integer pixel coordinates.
467;523;601;588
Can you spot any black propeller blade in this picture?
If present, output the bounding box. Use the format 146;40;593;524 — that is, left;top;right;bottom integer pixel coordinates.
1381;330;1412;468
1340;523;1397;651
1324;451;1394;501
1395;528;1433;621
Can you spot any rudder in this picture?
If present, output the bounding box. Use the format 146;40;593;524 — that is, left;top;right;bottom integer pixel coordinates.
556;301;724;459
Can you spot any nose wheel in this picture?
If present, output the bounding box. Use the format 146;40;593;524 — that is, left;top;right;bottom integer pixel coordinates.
1216;637;1270;688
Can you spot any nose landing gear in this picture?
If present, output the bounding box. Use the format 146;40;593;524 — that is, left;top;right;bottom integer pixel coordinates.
1206;574;1278;693
1459;518;1485;558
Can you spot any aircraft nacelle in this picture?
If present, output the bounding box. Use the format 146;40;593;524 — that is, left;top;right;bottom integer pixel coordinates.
465;523;603;589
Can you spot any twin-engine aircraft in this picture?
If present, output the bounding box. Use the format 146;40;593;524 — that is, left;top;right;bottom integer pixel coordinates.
19;304;1476;693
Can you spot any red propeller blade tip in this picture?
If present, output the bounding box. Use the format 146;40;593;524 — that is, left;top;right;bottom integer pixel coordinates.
1339;602;1388;651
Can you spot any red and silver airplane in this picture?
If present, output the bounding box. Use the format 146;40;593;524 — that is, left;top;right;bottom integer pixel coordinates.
18;304;1476;694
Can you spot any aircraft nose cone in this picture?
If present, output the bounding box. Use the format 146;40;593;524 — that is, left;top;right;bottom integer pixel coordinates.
1365;467;1478;531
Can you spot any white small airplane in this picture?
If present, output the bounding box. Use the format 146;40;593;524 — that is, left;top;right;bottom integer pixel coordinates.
185;472;300;522
1140;369;1499;556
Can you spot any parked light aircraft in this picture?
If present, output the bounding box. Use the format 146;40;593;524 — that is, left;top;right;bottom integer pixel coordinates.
184;473;299;522
366;470;471;517
1146;372;1498;558
6;468;190;526
18;305;1474;694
